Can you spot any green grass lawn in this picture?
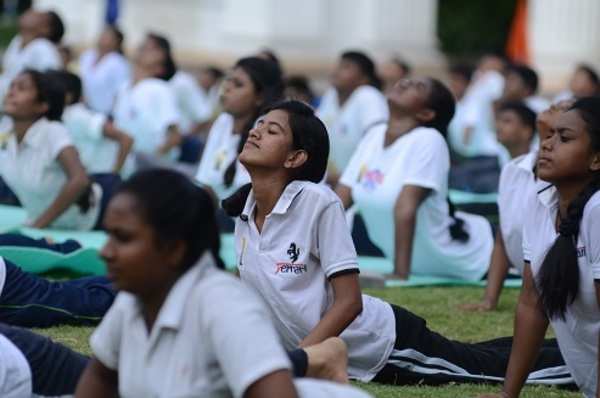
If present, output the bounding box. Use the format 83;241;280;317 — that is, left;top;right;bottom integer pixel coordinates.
37;286;579;398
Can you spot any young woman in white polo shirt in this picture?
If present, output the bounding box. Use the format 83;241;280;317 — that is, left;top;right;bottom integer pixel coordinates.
336;77;493;280
317;51;388;184
223;99;571;387
75;169;371;398
0;70;102;230
195;56;283;202
482;97;600;398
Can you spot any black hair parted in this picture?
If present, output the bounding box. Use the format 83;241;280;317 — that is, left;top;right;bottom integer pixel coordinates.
341;50;382;90
497;100;537;136
222;100;329;217
508;63;539;94
537;96;600;320
115;169;225;271
23;69;65;121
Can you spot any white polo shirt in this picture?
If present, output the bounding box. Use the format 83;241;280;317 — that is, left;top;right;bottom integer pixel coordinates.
317;85;388;174
113;78;181;156
497;152;541;271
0;117;100;230
169;71;211;133
195;113;250;201
340;125;493;281
523;188;600;398
62;103;121;174
235;181;396;381
91;252;371;398
79;49;131;114
0;35;62;104
0;333;31;398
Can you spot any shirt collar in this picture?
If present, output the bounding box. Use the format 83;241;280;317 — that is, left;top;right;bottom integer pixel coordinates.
135;252;216;332
241;180;306;219
537;183;558;209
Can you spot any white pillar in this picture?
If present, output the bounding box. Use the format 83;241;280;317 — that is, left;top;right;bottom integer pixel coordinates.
529;0;600;91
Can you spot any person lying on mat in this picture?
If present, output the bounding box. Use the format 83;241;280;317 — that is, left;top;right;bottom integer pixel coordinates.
221;99;572;387
335;77;493;281
75;168;371;398
0;70;104;230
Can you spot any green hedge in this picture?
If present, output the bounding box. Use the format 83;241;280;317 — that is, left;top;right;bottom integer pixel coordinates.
437;0;517;58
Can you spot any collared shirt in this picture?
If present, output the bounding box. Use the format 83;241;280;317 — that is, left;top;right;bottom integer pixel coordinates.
497;151;539;271
0;117;100;230
235;180;396;381
91;253;291;398
523;188;600;398
112;78;181;156
317;85;388;174
340;125;493;281
169;71;211;133
0;333;31;398
79;49;131;114
63;103;120;174
0;35;62;105
195;113;250;201
91;252;372;398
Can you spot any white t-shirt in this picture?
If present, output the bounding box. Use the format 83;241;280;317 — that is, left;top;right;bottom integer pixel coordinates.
0;333;31;398
195;113;250;201
113;78;180;155
91;253;371;398
523;188;600;398
497;152;541;271
340;125;493;280
169;71;211;133
317;85;388;174
449;70;505;158
0;35;61;104
0;117;100;230
79;49;131;114
235;180;396;381
62;103;122;174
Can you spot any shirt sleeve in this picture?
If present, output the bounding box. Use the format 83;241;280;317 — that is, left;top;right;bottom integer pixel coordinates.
357;89;389;132
154;86;181;133
401;130;449;192
195;115;225;185
581;197;600;279
202;279;291;398
48;123;74;160
89;296;125;370
317;200;359;277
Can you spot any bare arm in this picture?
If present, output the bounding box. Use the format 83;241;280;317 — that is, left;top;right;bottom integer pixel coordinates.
462;232;510;311
299;273;362;348
75;358;118;398
500;263;549;397
31;146;90;228
244;369;298;398
102;121;133;173
335;183;354;210
393;185;430;279
156;124;183;156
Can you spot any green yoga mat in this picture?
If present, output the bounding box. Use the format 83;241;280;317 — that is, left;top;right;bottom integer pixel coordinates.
0;205;520;288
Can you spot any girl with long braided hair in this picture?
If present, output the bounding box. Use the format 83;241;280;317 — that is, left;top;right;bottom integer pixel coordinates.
482;96;600;398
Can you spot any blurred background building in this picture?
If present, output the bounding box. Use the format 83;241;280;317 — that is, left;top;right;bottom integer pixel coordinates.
5;0;600;92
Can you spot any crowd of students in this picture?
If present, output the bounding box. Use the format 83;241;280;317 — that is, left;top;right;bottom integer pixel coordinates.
0;7;600;398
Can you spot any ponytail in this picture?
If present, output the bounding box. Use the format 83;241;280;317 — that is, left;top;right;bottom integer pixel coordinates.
537;177;600;319
447;198;469;242
222;183;252;217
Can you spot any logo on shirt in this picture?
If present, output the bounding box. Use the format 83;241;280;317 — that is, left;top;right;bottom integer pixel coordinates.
0;132;9;150
275;243;307;275
360;168;385;191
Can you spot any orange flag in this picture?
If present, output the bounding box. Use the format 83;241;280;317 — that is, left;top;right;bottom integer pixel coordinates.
506;0;529;63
